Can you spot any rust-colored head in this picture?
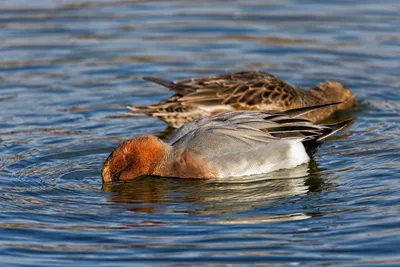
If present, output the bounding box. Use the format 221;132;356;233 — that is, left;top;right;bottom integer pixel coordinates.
311;81;357;109
102;135;168;183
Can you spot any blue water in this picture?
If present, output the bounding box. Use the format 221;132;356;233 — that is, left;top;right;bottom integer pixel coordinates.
1;1;399;266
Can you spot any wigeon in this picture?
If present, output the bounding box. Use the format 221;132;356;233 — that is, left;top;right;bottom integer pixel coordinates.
128;71;357;128
102;102;352;182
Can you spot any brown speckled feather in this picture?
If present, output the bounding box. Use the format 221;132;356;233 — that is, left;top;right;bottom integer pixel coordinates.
129;71;357;128
178;71;297;108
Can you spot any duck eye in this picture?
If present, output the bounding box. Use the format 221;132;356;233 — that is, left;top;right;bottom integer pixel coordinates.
114;171;122;182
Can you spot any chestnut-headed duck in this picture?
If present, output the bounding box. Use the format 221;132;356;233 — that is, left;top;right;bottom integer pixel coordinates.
102;102;352;182
128;71;357;128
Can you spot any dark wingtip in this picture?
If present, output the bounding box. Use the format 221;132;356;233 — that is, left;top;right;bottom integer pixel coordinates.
283;102;344;117
142;76;162;82
303;117;353;157
323;117;353;132
317;118;353;141
142;76;179;90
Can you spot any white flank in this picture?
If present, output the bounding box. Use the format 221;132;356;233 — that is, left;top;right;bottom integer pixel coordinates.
217;140;310;178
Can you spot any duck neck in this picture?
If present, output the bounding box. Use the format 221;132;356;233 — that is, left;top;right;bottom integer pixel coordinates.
150;144;173;176
296;87;324;106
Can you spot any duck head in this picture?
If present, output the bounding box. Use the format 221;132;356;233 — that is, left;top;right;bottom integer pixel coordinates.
102;136;167;182
311;81;357;109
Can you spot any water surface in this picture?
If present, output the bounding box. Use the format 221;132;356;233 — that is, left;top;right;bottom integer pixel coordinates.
1;0;399;266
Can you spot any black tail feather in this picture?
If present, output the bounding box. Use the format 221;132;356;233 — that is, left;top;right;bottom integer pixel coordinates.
318;118;353;141
142;76;186;93
303;118;353;157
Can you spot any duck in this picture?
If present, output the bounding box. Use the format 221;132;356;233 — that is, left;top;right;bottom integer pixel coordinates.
128;71;357;128
102;102;352;183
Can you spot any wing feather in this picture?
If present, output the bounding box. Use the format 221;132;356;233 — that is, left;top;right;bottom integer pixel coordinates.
167;103;351;159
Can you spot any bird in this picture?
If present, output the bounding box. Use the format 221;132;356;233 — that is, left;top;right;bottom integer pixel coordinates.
128;71;357;128
102;102;352;183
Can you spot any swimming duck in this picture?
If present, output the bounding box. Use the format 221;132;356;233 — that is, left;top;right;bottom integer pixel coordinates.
128;71;357;128
102;102;352;182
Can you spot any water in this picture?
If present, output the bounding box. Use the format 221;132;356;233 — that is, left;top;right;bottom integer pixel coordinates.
1;0;399;266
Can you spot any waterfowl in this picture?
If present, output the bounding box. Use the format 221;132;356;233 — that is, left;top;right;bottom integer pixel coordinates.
102;102;352;183
128;71;357;128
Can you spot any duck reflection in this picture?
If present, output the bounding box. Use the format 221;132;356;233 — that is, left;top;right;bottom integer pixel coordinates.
102;160;331;219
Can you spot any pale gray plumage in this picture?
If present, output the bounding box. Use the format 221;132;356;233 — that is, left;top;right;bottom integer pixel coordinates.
166;103;352;178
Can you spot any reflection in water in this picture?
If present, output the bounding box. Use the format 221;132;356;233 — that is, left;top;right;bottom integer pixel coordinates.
103;161;331;222
2;0;399;264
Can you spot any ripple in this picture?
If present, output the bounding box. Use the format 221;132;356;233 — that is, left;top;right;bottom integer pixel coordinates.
0;0;399;266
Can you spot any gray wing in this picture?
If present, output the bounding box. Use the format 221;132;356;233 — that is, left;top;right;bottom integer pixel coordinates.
167;102;343;145
168;111;327;157
167;111;330;179
165;104;351;179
